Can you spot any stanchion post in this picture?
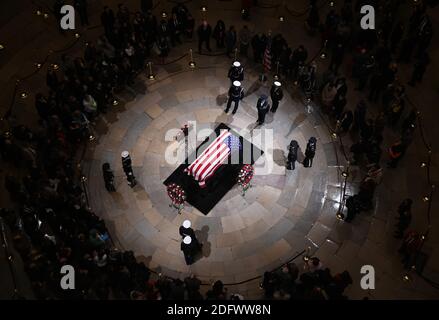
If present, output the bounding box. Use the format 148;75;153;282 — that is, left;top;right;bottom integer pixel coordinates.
303;246;311;262
200;5;207;20
188;49;196;68
148;61;155;80
336;162;350;220
81;175;91;210
274;61;280;80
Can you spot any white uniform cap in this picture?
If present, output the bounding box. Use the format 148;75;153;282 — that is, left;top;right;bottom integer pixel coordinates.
121;151;129;158
274;81;282;87
183;236;192;245
233;81;241;87
182;220;191;229
233;61;241;67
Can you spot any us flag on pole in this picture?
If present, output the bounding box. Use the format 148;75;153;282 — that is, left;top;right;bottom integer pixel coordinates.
185;131;241;188
263;41;272;72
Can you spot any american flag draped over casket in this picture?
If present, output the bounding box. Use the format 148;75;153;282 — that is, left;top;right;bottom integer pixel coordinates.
185;130;241;188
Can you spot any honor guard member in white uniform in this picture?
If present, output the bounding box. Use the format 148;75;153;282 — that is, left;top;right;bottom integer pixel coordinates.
270;81;284;113
256;94;270;125
225;81;244;115
228;61;244;83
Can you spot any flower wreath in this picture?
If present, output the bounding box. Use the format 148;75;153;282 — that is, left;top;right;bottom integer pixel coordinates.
167;183;186;213
237;164;254;195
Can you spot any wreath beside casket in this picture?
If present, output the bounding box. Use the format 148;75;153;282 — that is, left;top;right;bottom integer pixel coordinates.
237;164;254;196
167;183;186;213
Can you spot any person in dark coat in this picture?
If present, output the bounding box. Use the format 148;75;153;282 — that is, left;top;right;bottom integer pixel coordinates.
345;195;361;222
228;61;244;83
350;141;365;165
251;33;266;63
408;52;430;87
286;140;299;170
401;110;417;135
387;141;406;168
368;70;385;103
399;230;422;269
291;45;308;79
225;26;237;58
168;13;182;47
353;100;367;131
303;137;317;168
213;20;226;48
335;77;348;98
197;20;212;53
332;93;346;119
74;0;89;26
225;81;244;114
358;177;376;210
390;22;404;53
306;1;320;31
172;3;189;28
329;42;345;74
102;163;115;192
101;6;115;38
185;13;195;38
256;95;270;125
338;110;353;133
46;69;59;91
121;151;137;187
140;0;153;13
35;93;50;121
395;199;413;239
270;81;283;113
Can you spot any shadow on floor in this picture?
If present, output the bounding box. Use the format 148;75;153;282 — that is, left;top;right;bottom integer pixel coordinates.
285;112;307;137
272;149;286;167
109;191;129;210
244;79;262;97
216;93;228;106
195;225;211;259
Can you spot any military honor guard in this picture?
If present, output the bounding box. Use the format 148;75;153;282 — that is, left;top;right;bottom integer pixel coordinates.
270;81;284;113
228;61;244;83
225;81;244;115
121;151;137;187
256;94;270;125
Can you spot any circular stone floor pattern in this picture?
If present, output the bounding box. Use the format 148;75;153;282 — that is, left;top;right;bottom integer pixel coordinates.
84;64;344;288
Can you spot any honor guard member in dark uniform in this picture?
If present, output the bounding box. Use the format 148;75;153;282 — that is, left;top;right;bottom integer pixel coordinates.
181;235;202;265
121;151;137;187
181;236;195;265
287;140;299;170
179;219;202;249
303;137;317;168
270;81;284;113
225;81;244;114
256;94;270;125
228;61;244;83
102;162;116;192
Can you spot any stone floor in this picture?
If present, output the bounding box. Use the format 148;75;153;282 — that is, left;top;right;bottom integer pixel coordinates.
1;0;439;299
82;45;439;300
